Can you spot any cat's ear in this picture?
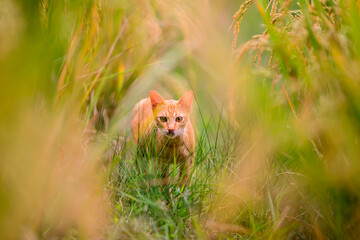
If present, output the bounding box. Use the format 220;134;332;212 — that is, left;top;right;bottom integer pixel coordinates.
178;91;193;112
149;90;165;108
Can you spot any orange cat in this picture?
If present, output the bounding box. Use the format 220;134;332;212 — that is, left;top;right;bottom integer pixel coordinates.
132;90;195;186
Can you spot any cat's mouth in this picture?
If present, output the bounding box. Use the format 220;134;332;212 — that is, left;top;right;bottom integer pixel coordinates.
165;132;176;138
163;130;179;139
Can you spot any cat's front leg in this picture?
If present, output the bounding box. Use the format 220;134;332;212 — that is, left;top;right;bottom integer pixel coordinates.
159;159;170;186
179;155;194;187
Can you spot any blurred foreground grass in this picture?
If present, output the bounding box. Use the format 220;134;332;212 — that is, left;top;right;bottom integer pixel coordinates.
1;0;360;239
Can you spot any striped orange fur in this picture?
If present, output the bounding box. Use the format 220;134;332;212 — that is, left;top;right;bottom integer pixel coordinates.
132;91;195;186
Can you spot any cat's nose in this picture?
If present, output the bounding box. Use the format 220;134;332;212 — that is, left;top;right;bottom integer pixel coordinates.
168;129;175;134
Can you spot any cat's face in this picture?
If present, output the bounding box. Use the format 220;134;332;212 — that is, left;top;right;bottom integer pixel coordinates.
150;90;193;139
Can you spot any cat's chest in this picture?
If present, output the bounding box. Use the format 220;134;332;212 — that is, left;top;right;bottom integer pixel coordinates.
156;139;188;161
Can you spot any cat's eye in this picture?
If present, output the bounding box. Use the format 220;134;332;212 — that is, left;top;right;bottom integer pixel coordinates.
159;116;167;122
175;116;183;122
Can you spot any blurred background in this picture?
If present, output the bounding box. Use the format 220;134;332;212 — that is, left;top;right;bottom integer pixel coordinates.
1;0;360;239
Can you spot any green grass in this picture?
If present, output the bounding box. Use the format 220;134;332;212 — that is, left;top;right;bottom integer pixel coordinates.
105;109;236;239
